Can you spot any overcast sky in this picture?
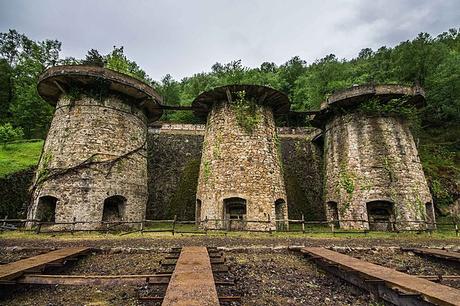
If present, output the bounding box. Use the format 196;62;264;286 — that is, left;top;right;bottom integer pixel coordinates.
0;0;458;81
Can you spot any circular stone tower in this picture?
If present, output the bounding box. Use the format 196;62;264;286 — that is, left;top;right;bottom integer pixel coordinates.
312;84;433;231
28;66;163;229
192;85;290;231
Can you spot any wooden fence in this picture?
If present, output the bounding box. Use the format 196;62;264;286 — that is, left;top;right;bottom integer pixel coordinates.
1;214;458;236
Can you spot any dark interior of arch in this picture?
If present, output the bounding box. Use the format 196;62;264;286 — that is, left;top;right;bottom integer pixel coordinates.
275;198;286;230
196;199;202;222
224;197;247;220
326;201;339;228
224;197;247;230
37;196;58;222
275;199;286;218
102;195;126;222
425;202;435;225
366;200;394;231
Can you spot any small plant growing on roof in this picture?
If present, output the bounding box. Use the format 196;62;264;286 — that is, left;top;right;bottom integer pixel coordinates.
231;90;261;134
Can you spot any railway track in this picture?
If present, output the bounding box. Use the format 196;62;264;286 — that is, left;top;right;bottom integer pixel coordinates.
299;247;460;306
1;246;239;305
0;247;91;284
402;247;460;263
2;245;459;305
138;246;240;305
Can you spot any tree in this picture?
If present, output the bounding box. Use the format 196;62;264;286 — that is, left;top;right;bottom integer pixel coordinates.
81;49;105;67
0;29;60;139
0;123;23;146
0;59;13;123
278;56;307;95
105;46;152;84
158;74;181;106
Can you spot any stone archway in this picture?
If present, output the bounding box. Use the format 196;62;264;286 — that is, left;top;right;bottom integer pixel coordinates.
196;199;202;225
275;199;287;230
223;197;247;231
326;201;339;228
366;200;394;231
102;195;127;222
36;196;58;223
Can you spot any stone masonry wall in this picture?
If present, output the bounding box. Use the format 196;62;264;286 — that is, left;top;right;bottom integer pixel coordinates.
280;130;324;220
323;113;433;230
147;127;204;220
196;102;287;230
28;95;148;229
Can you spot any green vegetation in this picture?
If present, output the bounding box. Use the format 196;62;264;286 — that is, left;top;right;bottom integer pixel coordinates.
203;160;211;182
0;123;24;146
231;90;262;133
359;98;419;125
0;140;43;177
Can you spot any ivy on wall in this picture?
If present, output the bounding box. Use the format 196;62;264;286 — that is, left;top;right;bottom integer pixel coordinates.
358;97;421;133
231;90;261;134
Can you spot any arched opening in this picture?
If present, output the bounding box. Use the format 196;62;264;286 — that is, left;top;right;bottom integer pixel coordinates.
196;199;202;225
224;197;247;230
326;201;339;228
275;199;287;231
366;201;394;231
425;202;435;228
36;196;58;223
102;195;126;222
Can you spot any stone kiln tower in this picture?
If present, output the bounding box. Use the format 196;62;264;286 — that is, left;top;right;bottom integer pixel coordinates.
312;84;434;230
193;85;289;231
28;66;163;229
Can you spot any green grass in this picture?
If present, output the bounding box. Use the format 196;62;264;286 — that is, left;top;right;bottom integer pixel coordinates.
0;140;43;177
1;227;458;240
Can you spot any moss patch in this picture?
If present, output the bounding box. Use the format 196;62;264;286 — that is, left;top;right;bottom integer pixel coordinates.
167;158;201;220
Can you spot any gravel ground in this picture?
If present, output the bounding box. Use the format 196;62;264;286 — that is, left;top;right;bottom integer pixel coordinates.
334;247;460;289
224;251;373;306
66;252;163;275
1;235;459;250
0;249;47;264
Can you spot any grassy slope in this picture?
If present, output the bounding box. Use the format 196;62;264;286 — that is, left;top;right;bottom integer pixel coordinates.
0;140;43;177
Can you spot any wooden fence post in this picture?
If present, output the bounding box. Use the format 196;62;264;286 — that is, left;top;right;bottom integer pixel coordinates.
172;215;177;235
268;214;272;234
140;220;144;235
71;217;76;235
2;215;7;227
456;223;459;237
301;214;305;233
35;221;42;234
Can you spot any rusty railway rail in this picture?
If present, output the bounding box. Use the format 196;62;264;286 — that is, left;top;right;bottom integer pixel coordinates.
300;247;460;306
402;247;460;263
14;274;170;286
0;247;91;284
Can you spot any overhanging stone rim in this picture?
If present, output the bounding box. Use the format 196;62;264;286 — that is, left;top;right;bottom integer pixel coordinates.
37;65;164;122
191;84;290;118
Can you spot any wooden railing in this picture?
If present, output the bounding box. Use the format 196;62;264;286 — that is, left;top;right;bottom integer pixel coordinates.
0;215;458;236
